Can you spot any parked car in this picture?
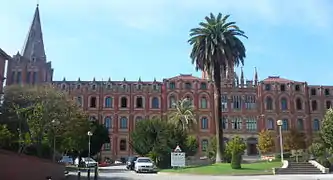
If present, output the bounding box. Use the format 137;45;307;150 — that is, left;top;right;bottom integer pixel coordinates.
59;156;74;165
126;156;138;170
134;157;157;173
74;157;98;168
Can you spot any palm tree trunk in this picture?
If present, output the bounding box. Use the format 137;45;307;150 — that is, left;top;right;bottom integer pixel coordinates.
213;69;223;163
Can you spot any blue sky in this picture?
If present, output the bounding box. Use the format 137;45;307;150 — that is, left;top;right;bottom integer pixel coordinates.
1;0;333;85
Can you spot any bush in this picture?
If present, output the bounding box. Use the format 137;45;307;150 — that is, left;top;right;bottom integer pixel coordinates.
275;152;292;159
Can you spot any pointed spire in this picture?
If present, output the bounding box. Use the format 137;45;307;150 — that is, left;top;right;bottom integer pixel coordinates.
123;77;126;82
77;77;81;82
254;67;258;85
240;67;244;86
153;77;156;83
108;77;111;82
62;77;66;82
22;4;46;61
138;77;141;82
93;77;96;82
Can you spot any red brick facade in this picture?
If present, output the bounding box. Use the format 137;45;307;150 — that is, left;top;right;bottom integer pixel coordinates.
3;5;330;160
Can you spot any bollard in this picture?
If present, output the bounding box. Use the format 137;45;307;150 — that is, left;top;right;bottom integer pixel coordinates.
87;169;91;180
94;166;98;180
77;171;81;180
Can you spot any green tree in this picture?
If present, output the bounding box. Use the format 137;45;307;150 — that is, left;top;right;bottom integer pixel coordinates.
168;98;196;132
0;124;14;148
257;130;275;155
225;136;246;169
130;119;197;168
284;128;306;151
321;108;333;148
188;13;247;163
1;85;91;158
183;135;199;157
308;142;326;159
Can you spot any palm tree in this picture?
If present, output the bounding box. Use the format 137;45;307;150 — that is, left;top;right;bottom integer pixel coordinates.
188;13;247;163
168;98;197;132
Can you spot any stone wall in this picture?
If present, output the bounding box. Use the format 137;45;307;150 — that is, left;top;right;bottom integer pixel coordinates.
0;149;65;180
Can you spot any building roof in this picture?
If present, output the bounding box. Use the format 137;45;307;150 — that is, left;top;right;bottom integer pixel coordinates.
165;74;202;81
21;4;46;61
0;48;11;60
262;76;297;83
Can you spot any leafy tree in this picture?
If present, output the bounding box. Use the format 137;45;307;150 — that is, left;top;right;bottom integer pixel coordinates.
257;130;275;155
168;99;196;132
0;124;14;148
188;13;247;163
308;142;326;159
284;128;306;151
130;119;198;168
1;85;91;158
321;108;333;148
225;136;246;169
206;136;217;160
183;135;199;157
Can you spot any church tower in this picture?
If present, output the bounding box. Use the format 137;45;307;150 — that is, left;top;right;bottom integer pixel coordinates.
6;4;53;86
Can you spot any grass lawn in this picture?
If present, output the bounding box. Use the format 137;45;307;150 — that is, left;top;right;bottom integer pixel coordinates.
160;161;282;175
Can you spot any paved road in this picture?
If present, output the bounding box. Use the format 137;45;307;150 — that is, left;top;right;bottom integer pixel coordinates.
69;165;333;180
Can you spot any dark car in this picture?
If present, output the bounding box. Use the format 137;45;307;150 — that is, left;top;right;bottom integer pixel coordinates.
126;156;138;170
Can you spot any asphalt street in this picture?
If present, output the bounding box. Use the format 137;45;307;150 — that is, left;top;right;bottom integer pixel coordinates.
68;165;333;180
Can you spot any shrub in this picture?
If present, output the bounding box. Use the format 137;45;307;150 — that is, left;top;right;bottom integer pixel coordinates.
230;151;242;169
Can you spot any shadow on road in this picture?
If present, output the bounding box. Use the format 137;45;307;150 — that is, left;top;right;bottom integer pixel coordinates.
66;175;133;180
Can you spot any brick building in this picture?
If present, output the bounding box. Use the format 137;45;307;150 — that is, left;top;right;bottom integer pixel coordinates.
4;5;330;160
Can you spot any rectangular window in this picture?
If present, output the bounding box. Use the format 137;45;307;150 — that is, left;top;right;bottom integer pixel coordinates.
232;95;242;110
231;117;242;130
282;119;288;131
32;72;37;84
222;116;228;130
77;96;83;107
103;143;111;151
169;82;175;89
297;119;304;130
221;95;228;112
16;71;22;84
11;71;15;84
246;117;257;131
120;118;128;129
26;71;31;83
313;119;320;131
201;118;208;129
245;95;256;110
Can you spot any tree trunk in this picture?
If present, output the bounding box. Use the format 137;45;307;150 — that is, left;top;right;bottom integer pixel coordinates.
213;69;223;163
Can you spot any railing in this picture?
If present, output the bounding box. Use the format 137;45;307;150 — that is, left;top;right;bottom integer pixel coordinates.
308;160;329;173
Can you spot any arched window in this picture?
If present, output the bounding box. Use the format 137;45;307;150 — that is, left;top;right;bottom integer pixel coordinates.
135;116;143;124
313;119;320;131
266;97;273;110
266;118;274;130
296;98;302;110
311;100;318;111
120;117;128;129
90;96;97;108
282;119;289;131
104;116;112;129
200;97;207;109
297;119;304;130
119;139;127;151
169;95;176;108
201;139;209;152
280;97;288;110
152;97;159;109
105;96;112;108
201;117;208;129
120;97;127;108
136;96;143;108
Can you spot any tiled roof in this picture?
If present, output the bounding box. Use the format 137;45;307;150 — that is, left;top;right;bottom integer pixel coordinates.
0;48;11;60
262;76;295;83
166;74;202;81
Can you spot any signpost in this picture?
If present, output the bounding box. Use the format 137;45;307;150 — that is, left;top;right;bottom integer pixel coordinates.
171;145;186;167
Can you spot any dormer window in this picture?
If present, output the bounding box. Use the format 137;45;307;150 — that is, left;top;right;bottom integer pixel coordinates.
61;84;66;90
137;84;142;90
295;85;300;91
153;84;157;90
76;84;81;89
185;82;192;89
122;84;126;89
169;82;175;89
265;84;271;91
107;84;111;89
280;84;286;91
200;82;207;90
325;89;330;96
92;84;96;90
311;88;316;96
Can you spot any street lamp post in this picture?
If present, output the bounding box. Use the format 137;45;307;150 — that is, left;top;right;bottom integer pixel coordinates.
52;120;60;162
87;131;93;158
276;120;284;162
